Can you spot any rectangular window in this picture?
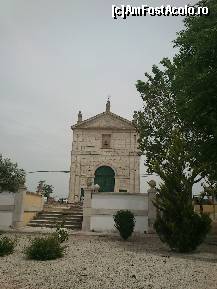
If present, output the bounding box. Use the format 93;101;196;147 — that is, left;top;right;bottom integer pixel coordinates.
102;134;111;148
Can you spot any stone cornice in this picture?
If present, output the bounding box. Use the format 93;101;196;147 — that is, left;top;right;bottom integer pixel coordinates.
72;127;136;131
71;111;136;130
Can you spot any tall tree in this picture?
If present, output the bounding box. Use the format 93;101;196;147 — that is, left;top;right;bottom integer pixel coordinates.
134;60;211;252
173;0;217;179
0;155;25;192
134;59;205;190
134;0;217;249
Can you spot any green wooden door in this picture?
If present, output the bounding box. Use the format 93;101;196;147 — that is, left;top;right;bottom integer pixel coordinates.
94;166;115;192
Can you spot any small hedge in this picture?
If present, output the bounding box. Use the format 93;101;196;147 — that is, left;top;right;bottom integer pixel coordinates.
25;236;64;260
113;210;135;240
0;236;16;257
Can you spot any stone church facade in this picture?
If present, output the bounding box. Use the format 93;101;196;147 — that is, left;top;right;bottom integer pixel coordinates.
68;100;140;203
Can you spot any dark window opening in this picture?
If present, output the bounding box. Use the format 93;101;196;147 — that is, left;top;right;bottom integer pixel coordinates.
102;134;111;148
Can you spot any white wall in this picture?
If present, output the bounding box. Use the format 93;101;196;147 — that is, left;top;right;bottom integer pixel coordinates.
92;193;148;211
0;212;13;228
0;191;15;228
90;215;148;233
90;193;148;233
0;191;15;205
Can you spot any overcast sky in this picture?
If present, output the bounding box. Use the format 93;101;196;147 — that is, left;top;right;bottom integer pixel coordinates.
0;0;199;198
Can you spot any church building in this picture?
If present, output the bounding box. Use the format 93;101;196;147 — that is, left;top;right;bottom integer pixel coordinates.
68;100;140;203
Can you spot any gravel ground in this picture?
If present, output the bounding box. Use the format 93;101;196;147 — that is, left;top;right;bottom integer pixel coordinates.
0;233;217;289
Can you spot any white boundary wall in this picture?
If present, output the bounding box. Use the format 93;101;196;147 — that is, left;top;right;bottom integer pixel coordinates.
92;193;147;211
83;191;149;233
0;192;15;228
91;215;148;233
0;186;44;229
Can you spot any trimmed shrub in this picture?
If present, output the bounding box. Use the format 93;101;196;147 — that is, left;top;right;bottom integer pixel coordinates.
113;210;135;240
0;236;16;257
25;236;64;260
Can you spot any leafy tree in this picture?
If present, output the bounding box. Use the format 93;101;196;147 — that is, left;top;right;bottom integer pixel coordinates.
37;180;54;201
134;59;205;188
173;0;217;179
43;184;53;201
200;181;217;200
0;154;25;192
134;57;211;252
134;0;216;252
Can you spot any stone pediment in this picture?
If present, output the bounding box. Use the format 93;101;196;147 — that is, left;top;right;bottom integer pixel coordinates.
71;112;135;130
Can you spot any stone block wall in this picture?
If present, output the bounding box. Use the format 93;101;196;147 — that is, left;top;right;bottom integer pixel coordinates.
69;128;140;202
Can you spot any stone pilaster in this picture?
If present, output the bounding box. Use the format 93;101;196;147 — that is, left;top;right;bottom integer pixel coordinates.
82;188;92;231
12;184;27;228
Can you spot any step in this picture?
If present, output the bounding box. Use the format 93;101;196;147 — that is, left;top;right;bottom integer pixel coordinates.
43;210;68;213
36;213;83;219
39;211;83;215
35;215;82;220
27;223;81;229
36;214;63;217
35;216;62;220
62;214;83;217
64;225;82;229
62;210;83;213
64;217;83;221
35;215;83;220
39;212;62;217
28;206;83;229
29;219;82;225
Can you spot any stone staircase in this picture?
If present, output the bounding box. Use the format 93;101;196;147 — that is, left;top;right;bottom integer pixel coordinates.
27;203;83;230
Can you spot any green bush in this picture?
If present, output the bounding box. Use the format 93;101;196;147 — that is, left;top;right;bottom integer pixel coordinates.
25;236;64;260
54;226;69;243
154;205;211;253
113;210;135;240
0;236;16;257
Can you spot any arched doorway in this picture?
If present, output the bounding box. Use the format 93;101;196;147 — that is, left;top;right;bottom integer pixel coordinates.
94;166;115;192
